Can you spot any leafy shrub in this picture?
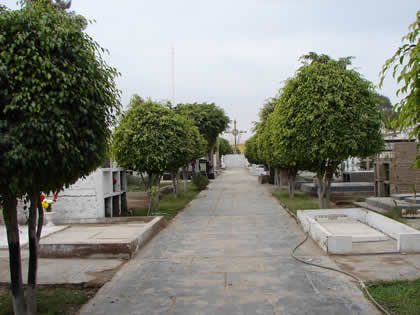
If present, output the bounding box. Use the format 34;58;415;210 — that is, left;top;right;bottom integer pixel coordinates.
192;173;209;190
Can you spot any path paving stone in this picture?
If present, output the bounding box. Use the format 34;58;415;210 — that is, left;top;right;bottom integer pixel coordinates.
81;169;378;314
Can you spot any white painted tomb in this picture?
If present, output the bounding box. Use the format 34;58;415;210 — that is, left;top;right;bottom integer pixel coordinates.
297;208;420;254
14;167;128;225
52;167;127;224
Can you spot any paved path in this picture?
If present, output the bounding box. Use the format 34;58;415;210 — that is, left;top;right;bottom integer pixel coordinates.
81;169;378;315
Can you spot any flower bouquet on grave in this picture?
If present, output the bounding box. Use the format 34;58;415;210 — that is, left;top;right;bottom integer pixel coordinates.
41;193;58;226
41;199;54;212
41;193;57;212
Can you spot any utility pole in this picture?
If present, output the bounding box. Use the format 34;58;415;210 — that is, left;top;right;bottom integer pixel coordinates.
171;45;175;106
225;120;247;153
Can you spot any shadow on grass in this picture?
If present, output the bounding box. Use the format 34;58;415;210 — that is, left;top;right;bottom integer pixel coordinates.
272;190;319;214
126;174;170;192
127;182;202;220
0;286;99;315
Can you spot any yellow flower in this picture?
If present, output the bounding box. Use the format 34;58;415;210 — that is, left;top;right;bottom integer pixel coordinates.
42;199;53;209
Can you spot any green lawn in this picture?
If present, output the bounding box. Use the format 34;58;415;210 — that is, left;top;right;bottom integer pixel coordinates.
366;279;420;315
126;174;170;192
0;286;98;315
272;190;319;214
128;182;201;220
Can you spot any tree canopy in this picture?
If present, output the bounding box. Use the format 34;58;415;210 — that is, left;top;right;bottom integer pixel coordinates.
380;10;419;166
245;135;264;165
21;0;72;10
0;2;121;314
112;96;206;203
374;92;395;127
219;138;233;156
250;52;383;206
175;103;230;152
273;53;383;206
0;4;120;195
113;97;205;176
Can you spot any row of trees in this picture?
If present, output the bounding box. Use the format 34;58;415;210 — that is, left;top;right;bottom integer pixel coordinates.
1;2;230;313
247;10;419;205
112;96;229;211
246;52;384;208
1;2;230;312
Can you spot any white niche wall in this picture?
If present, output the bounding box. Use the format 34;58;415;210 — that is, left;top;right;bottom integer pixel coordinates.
52;167;127;223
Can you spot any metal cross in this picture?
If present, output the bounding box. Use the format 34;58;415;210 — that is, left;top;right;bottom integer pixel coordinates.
224;120;247;153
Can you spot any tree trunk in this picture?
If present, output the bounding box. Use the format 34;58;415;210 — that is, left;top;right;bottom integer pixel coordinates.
3;195;26;315
171;170;178;198
316;176;331;209
176;170;180;195
147;194;153;216
147;173;160;215
274;168;278;186
36;197;43;241
316;176;324;209
278;169;283;186
325;176;332;209
288;175;296;198
154;175;161;210
27;192;39;315
182;166;187;192
287;168;297;199
208;149;214;164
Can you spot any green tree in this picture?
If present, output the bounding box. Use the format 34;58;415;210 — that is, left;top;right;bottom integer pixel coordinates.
218;137;233;156
112;97;206;208
22;0;71;10
180;125;206;192
254;98;285;187
274;53;383;207
245;135;264;165
268;80;316;197
166;111;206;197
0;3;121;314
175;103;230;155
252;97;297;194
380;11;420;167
374;92;395;127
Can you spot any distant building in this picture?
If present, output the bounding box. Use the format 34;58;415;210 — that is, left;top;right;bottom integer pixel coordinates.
374;128;418;197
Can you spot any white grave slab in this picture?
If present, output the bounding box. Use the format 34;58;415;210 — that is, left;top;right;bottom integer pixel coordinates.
0;225;68;249
316;215;388;242
297;208;420;254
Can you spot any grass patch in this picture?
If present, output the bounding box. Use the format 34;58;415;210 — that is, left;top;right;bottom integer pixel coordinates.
127;174;169;192
128;182;201;220
272;190;319;214
366;279;420;315
384;208;404;222
0;286;98;315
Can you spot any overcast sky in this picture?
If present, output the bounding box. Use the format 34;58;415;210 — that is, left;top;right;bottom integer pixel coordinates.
4;0;419;143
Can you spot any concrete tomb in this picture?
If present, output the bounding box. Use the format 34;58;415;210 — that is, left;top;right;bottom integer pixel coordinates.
298;208;420;254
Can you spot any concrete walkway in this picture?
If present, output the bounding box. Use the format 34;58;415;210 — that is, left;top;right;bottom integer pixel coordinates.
81;169;378;315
